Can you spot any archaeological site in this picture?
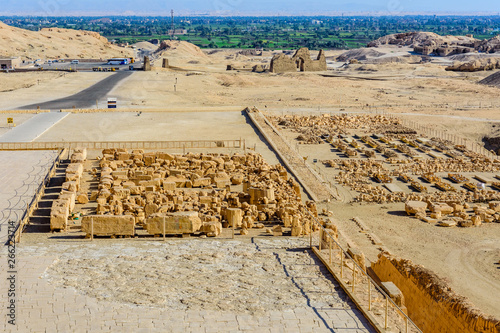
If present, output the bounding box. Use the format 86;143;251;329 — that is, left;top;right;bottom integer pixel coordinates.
0;14;499;333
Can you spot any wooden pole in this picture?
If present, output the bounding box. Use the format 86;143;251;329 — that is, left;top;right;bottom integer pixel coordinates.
309;220;312;248
329;238;332;264
163;216;166;241
91;217;94;241
385;297;389;329
352;266;356;293
340;250;344;279
368;281;372;311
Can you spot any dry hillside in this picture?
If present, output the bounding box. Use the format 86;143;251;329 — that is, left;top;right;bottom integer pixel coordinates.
153;40;209;66
368;31;478;48
0;21;132;60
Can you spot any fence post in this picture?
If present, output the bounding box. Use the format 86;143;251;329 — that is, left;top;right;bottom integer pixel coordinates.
91;217;94;241
163;216;166;241
309;220;312;248
385;297;389;329
368;280;372;311
352;265;356;293
329;238;332;264
340;250;344;278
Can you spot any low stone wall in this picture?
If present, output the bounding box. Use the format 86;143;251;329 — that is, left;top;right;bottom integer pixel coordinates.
371;253;499;333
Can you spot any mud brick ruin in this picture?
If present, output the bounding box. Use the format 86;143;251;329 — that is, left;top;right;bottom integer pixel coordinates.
270;47;327;73
73;150;320;238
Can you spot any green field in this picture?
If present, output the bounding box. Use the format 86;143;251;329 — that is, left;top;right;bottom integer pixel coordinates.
3;15;500;50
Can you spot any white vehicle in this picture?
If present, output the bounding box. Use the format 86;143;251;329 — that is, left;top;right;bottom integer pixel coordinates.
71;60;79;64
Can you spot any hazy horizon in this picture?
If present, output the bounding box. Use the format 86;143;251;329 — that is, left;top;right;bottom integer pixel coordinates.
0;0;499;17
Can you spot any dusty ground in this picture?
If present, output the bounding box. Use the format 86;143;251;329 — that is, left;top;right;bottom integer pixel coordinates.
109;48;500;127
36;238;343;314
0;112;35;136
0;72;65;92
271;123;500;318
0;72;114;110
330;201;500;318
2;38;500;327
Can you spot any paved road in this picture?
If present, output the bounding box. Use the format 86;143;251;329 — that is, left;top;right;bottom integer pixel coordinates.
19;71;134;110
0;151;58;244
0;112;69;142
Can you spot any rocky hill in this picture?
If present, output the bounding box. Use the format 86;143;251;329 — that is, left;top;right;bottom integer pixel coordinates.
368;31;500;56
0;21;132;60
367;32;478;48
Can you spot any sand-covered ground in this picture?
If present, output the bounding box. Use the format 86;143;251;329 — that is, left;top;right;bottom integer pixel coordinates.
0;21;131;60
2;31;500;325
0;71;115;110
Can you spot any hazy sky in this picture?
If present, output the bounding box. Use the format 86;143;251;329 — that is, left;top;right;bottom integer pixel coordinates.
1;0;499;16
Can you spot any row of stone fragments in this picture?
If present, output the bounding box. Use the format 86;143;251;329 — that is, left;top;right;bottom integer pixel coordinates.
405;200;500;227
79;149;319;238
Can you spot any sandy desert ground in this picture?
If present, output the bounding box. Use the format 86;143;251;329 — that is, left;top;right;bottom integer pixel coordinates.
1;30;499;327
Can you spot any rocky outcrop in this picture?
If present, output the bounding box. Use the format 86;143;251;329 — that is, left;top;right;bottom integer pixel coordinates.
446;58;500;72
367;31;500;57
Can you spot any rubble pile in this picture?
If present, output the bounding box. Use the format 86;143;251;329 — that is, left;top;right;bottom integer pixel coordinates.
269;114;409;143
50;148;88;231
405;200;500;227
84;150;319;237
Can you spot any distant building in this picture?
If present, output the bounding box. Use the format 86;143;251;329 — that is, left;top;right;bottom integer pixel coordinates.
0;57;21;70
167;29;188;35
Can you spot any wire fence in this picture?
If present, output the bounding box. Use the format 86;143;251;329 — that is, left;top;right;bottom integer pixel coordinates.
305;209;422;333
6;149;64;245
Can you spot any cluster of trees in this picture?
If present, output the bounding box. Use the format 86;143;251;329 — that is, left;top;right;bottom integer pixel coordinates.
2;15;499;49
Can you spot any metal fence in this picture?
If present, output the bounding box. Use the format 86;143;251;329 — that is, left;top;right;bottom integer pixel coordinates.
306;210;422;333
7;149;65;245
0;140;243;151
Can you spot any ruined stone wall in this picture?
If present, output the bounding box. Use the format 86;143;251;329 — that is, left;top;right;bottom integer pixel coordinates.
143;56;151;71
291;48;327;72
270;48;326;73
372;253;499;333
270;54;296;73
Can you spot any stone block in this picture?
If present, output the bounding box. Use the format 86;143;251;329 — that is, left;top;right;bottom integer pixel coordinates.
81;215;136;236
50;206;68;231
76;193;89;204
59;192;76;212
66;163;83;177
200;221;222;237
226;208;243;228
71;153;85;163
405;201;427;215
74;148;87;160
347;247;366;272
381;281;405;307
193;178;211;188
62;181;79;193
145;212;202;235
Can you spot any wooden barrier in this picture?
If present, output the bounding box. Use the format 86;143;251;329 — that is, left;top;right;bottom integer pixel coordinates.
0;140;243;151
